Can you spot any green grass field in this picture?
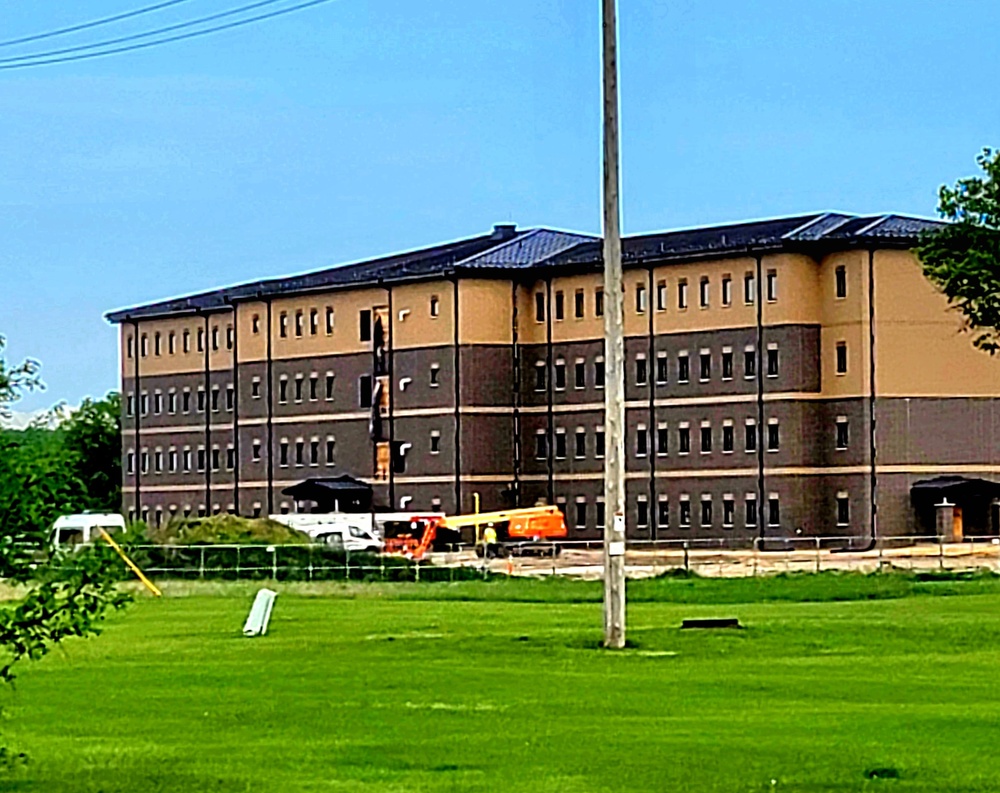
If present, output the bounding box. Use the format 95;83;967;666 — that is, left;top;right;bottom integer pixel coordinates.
5;573;1000;792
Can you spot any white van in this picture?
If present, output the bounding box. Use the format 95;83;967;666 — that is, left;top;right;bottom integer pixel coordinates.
269;513;382;552
50;513;127;549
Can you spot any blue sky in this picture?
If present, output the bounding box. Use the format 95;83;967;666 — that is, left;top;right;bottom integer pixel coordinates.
2;0;998;412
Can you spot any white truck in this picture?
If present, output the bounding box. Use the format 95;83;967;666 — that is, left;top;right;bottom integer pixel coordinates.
50;513;127;549
268;511;446;553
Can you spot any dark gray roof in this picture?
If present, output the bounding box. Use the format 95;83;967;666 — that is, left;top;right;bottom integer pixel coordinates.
106;213;941;323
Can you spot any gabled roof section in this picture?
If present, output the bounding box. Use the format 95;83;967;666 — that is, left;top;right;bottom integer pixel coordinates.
456;229;596;270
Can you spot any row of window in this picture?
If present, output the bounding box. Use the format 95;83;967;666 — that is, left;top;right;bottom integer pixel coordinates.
127;434;339;476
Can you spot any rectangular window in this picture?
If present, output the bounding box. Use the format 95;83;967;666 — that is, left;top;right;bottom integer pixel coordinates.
836;342;848;374
210;387;219;412
595;426;605;458
555;290;565;321
555;430;567;460
657;497;669;528
721;275;732;307
595;357;605;389
636;283;647;314
835;265;847;299
535;431;548;460
596;500;606;529
211;447;220;471
310;439;319;466
636;425;648;457
656;353;668;384
699;351;711;382
637;496;649;528
251;315;260;335
359;309;372;342
294;376;303;403
154;332;161;356
211;326;219;351
226;385;234;412
635;355;648;386
746;495;758;527
723;496;735;528
767;345;779;378
326;306;335;334
295;310;304;338
745;419;757;453
534;292;545;323
575;500;587;530
744;346;757;379
767;420;780;452
534;362;546;392
722;422;734;453
766;269;778;301
168;332;176;354
359;375;373;408
700;497;713;527
182;390;191;413
656;424;668;456
430;364;440;387
700;422;712;454
744;272;755;305
326;437;336;465
575;428;586;459
196;388;205;413
227;447;236;470
679;497;691;529
836;417;849;450
326;373;335;400
722;348;733;380
678;353;690;384
278;378;288;404
126;393;134;417
554;359;567;391
574;359;586;390
678;424;691;455
183;448;192;472
309;308;318;336
295;440;305;467
699;276;710;308
197;448;206;472
183;330;191;353
140;392;149;415
226;325;234;350
837;493;850;526
429;295;440;318
279;313;288;338
197;328;205;352
153;391;162;415
595;288;604;318
126;336;134;359
655;280;667;311
126;451;135;475
574;289;585;319
768;495;780;527
166;390;176;413
309;374;318;401
678;279;688;309
279;441;289;467
252;440;262;461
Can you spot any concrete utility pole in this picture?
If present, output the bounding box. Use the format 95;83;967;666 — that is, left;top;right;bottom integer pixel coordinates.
601;0;626;649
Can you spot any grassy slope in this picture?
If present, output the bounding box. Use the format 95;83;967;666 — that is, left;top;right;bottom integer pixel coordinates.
5;575;1000;792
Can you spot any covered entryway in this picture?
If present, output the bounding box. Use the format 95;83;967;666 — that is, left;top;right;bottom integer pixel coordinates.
910;476;1000;540
282;475;373;514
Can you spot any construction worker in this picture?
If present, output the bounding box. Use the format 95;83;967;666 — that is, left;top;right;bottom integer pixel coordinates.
482;524;498;559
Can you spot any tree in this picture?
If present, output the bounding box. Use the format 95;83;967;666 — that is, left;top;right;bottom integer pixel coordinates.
0;336;41;420
61;393;122;513
917;147;1000;353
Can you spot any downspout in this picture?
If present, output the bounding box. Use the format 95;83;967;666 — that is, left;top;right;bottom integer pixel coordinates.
386;282;395;510
755;253;766;545
203;312;211;514
511;280;522;507
545;278;555;505
133;319;141;520
866;247;878;549
647;262;656;540
265;296;274;515
231;303;239;514
452;275;462;512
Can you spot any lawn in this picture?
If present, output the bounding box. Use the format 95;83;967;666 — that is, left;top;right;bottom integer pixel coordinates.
4;574;1000;792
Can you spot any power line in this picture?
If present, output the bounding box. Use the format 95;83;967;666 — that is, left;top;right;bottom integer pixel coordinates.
0;0;339;71
0;0;196;49
0;0;291;64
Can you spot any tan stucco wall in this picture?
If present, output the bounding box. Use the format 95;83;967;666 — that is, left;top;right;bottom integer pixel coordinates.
458;280;512;345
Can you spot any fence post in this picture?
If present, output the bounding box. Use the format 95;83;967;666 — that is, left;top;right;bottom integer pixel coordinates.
415;559;421;583
345;549;351;581
199;546;205;580
815;537;821;574
272;546;278;580
235;546;241;579
683;541;690;573
308;545;314;582
939;534;945;572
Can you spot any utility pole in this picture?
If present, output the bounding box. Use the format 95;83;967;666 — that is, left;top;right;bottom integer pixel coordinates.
601;0;626;649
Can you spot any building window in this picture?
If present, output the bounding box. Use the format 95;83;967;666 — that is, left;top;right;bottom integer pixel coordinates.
744;346;756;379
310;439;319;467
594;357;605;389
595;287;604;318
251;377;261;399
555;429;567;460
227;447;236;470
745;419;757;453
595;426;605;458
656;280;667;311
657;496;669;528
430;364;440;388
226;325;234;350
154;332;161;356
636;283;647;314
575;428;586;459
554;290;565;321
835;265;847;299
226;385;234;412
721;348;733;380
295;439;305;467
637;496;649;528
766;269;777;301
837;492;850;527
168;332;176;354
278;377;288;404
309;374;318;401
139;392;149;415
768;495;780;527
430;295;440;318
745;494;758;528
126;393;134;417
126;335;134;359
294;310;304;338
723;495;735;528
699;350;711;382
700;422;712;454
554;358;567;391
359;375;373;408
534;361;547;392
656;423;668;456
167;390;176;414
534;292;545;323
252;314;260;334
326;307;335;334
722;421;734;453
699;276;710;308
359;309;372;342
575;499;587;530
430;431;441;455
656;352;668;384
140;449;149;474
279;440;289;467
211;447;220;471
182;389;191;413
153;391;162;415
126;451;135;475
836;417;849;450
326;373;335;401
197;328;205;352
767;419;780;452
183;329;191;353
574;359;586;390
678;423;691;455
535;431;547;460
196;388;205;412
211;386;220;413
678;279;688;309
279;313;288;338
574;289;585;319
635;354;648;386
326;437;336;465
678;352;690;384
679;496;691;529
636;424;648;457
721;275;732;307
294;375;304;402
700;496;713;527
252;440;261;461
211;326;219;351
309;308;318;336
744;272;755;305
836;342;848;374
766;344;779;378
596;499;606;529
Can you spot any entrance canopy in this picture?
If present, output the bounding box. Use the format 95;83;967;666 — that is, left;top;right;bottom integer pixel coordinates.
282;475;373;513
911;476;1000;537
910;476;1000;505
